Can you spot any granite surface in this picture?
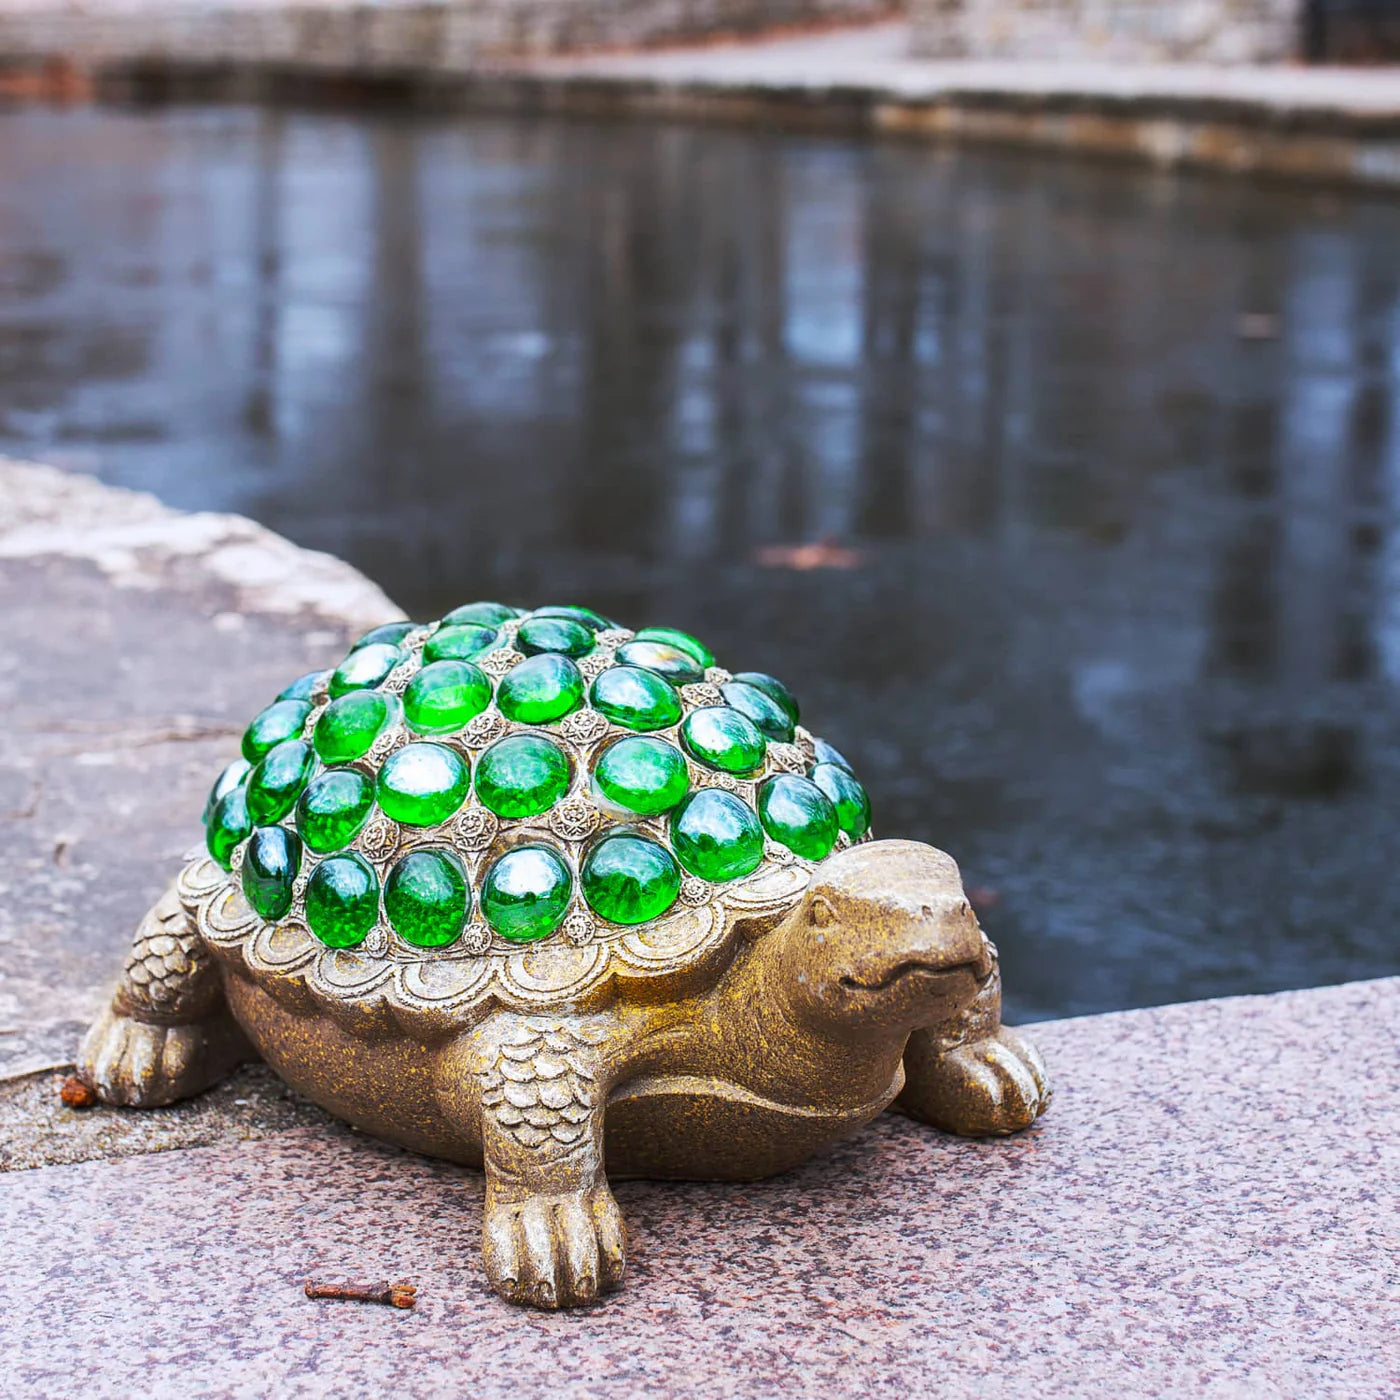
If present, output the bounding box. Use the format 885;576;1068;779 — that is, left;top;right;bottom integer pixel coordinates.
1;976;1395;1398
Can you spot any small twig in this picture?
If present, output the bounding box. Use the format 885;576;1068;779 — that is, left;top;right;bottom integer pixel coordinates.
304;1280;417;1310
59;1076;98;1109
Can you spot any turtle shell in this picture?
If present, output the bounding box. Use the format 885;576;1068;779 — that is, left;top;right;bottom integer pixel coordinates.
185;606;873;1029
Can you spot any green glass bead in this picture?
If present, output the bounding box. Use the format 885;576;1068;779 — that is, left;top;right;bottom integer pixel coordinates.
480;845;573;943
385;849;470;949
295;768;375;854
241;825;301;920
810;737;853;773
328;642;403;698
581;833;681;925
720;681;795;743
304;853;379;949
241;699;311;764
313;690;399;764
516;616;594;659
475;734;571;819
441;601;520;628
351;621;415;651
732;671;800;727
590;665;682;732
531;605;614;632
376;742;471;827
680;706;766;775
278;670;329;702
403;660;491;736
205;787;252;871
423;623;500;664
615;640;705;686
810;762;871;840
669;788;764;883
633;626;714;669
594;736;689;816
246;740;316;824
758;775;839;861
204;758;251;823
497;653;584;724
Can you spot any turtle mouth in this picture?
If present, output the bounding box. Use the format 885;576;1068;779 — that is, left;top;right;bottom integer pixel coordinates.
840;957;988;994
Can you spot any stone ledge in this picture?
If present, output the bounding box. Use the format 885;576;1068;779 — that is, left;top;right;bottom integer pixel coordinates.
0;975;1394;1396
4;18;1400;185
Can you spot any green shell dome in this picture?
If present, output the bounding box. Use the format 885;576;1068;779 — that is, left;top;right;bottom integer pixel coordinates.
203;604;872;960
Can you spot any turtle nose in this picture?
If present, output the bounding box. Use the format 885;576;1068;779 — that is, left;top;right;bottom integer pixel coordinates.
912;900;991;976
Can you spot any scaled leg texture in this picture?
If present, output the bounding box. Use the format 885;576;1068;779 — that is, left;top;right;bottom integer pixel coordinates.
78;883;250;1106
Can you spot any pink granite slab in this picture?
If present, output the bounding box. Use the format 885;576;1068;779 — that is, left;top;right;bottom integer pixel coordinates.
1;978;1397;1399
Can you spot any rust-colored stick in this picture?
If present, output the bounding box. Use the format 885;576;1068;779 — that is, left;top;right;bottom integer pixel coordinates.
304;1281;417;1309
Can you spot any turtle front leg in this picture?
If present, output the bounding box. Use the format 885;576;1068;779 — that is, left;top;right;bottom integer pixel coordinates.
77;880;252;1107
897;958;1051;1136
465;1017;626;1309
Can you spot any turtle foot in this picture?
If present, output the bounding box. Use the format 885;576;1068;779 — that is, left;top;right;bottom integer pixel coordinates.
900;1028;1051;1137
77;1005;251;1108
482;1182;626;1309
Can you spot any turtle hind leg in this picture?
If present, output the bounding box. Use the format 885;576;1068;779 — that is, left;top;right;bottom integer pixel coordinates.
78;880;252;1107
441;1016;626;1309
897;960;1051;1137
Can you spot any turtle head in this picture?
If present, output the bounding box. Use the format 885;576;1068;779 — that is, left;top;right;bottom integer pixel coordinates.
775;840;994;1038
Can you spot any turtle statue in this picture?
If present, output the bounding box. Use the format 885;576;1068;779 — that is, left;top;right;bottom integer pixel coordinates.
78;603;1050;1309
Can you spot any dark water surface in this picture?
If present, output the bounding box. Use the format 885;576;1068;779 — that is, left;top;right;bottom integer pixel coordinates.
4;104;1400;1019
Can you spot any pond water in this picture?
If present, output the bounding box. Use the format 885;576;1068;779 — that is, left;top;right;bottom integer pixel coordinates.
3;103;1400;1019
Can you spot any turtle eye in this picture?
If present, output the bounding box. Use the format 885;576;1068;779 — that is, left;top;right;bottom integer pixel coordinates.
810;895;836;929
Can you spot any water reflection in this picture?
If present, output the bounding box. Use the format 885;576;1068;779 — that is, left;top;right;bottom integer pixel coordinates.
3;105;1400;1017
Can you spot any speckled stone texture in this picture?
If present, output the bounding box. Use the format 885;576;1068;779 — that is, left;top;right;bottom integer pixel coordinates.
1;977;1395;1399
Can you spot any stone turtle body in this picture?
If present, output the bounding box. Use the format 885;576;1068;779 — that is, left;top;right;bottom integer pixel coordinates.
80;604;1050;1309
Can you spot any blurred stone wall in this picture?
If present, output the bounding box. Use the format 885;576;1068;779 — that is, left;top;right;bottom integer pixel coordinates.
0;0;897;68
909;0;1302;63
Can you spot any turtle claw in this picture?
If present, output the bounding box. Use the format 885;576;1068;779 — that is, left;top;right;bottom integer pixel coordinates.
483;1185;626;1310
938;1030;1051;1136
899;1026;1051;1137
77;1005;248;1108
